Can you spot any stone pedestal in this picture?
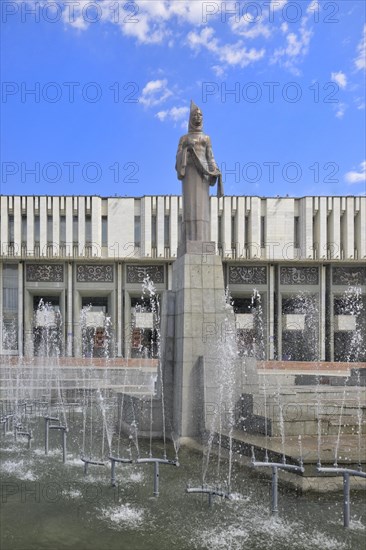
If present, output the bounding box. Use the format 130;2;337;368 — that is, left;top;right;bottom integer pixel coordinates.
177;240;216;257
171;249;236;438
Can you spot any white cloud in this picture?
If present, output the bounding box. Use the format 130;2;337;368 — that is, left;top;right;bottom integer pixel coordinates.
32;0;316;76
187;27;265;68
345;161;366;184
155;106;189;123
354;24;366;71
212;65;226;77
230;14;271;40
355;97;366;110
335;102;347;118
271;11;313;75
57;1;217;44
306;1;320;15
139;79;172;107
271;0;288;11
331;71;347;89
121;19;166;44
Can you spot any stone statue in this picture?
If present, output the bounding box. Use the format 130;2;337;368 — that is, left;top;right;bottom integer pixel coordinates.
175;101;223;243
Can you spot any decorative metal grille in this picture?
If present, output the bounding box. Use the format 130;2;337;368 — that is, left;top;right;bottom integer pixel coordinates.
26;264;64;282
332;267;366;285
280;266;319;285
229;266;267;285
76;264;114;282
126;265;164;284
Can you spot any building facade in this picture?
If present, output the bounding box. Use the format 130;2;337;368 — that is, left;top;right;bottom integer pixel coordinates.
0;195;365;362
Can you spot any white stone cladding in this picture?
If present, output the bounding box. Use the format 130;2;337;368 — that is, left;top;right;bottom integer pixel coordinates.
0;195;365;260
1;195;365;361
0;195;364;262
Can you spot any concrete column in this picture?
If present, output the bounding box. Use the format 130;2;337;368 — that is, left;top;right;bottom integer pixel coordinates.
0;196;8;254
124;290;131;359
142;196;152;257
236;196;245;258
222;196;232;257
319;265;326;360
24;290;34;357
59;289;66;356
328;198;341;259
14;197;21;257
343;197;354;259
249;197;261;259
269;265;275;359
65;197;73;257
329;276;335;362
210;196;218;251
67;262;73;356
73;285;81;357
109;289;116;357
52;197;60;254
300;197;314;259
170;196;178;257
0;263;3;355
277;275;282;360
78;197;86;256
26;197;34;256
39;196;47;256
91;197;102;254
18;263;24;356
317;197;327;260
157;196;165;258
117;262;122;356
355;198;366;259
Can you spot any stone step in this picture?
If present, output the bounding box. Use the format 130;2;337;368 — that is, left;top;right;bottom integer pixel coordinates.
270;418;366;437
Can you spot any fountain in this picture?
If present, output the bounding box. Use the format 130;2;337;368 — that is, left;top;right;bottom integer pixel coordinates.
1;266;365;548
1;105;365;548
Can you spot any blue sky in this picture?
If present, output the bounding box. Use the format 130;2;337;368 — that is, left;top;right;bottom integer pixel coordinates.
1;0;365;197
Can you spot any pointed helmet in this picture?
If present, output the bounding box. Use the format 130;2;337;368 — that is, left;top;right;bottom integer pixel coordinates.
188;100;203;132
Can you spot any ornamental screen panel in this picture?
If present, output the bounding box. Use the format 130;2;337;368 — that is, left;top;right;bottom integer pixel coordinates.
280;267;319;285
332;267;366;286
126;265;164;284
26;264;64;282
229;266;267;285
76;265;114;282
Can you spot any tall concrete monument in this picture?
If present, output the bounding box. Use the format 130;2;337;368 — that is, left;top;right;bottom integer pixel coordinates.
160;102;238;441
175;101;223;251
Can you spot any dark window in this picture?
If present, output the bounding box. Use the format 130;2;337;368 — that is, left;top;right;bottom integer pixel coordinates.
231;215;236;248
218;215;222;246
73;215;78;244
245;216;249;247
60;216;66;244
47;215;53;244
85;215;92;244
134;216;141;247
8;215;14;244
102;216;108;246
34;215;40;244
294;216;300;248
261;216;265;248
151;215;157;248
164;215;170;247
21;215;27;244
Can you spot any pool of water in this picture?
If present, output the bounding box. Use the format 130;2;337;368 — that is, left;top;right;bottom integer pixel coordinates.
1;413;365;550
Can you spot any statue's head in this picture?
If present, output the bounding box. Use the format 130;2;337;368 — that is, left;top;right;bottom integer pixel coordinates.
188;100;203;132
